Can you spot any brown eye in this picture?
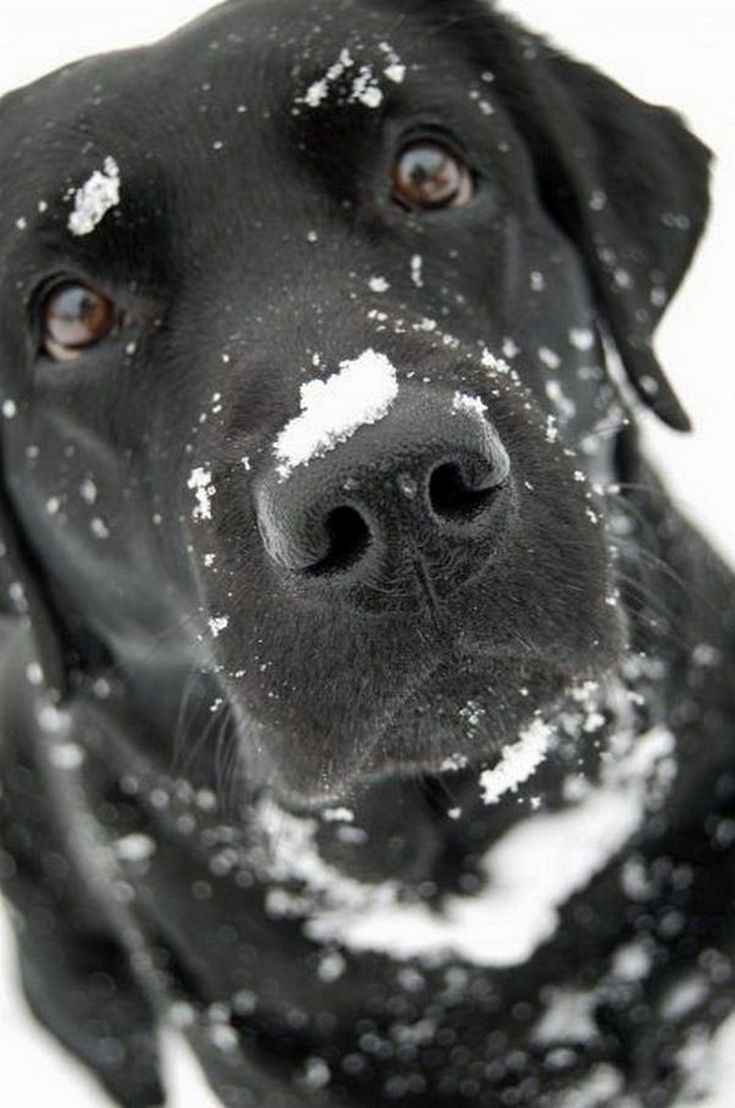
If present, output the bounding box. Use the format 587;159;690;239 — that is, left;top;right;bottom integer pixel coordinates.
41;281;114;362
391;140;474;210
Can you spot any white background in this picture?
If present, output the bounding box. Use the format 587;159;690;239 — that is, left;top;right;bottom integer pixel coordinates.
0;2;733;1105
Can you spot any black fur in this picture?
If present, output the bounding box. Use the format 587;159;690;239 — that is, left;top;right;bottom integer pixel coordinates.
0;2;733;1106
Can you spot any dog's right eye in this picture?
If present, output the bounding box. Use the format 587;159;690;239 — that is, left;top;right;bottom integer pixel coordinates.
40;281;115;362
391;140;474;211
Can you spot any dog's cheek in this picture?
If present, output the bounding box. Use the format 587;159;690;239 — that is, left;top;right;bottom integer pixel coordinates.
498;234;625;477
1;399;203;666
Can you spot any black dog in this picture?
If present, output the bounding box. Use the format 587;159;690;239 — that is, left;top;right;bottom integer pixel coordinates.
1;2;733;1105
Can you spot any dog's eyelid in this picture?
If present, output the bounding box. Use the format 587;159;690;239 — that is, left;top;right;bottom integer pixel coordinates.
391;122;474;165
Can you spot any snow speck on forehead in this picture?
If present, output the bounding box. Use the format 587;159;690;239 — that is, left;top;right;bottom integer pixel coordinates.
67;156;121;237
274;349;399;480
300;47;353;108
297;47;387;110
378;42;406;84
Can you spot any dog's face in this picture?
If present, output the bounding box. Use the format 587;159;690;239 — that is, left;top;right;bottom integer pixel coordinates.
0;0;709;803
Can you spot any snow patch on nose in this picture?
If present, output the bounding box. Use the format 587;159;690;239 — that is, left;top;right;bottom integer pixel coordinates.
67;156;121;236
274;348;399;480
452;392;488;420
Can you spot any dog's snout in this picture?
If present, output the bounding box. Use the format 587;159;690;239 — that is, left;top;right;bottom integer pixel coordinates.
254;386;512;601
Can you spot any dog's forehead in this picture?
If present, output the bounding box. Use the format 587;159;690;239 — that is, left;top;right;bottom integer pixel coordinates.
1;0;491;181
159;0;487;85
0;0;519;296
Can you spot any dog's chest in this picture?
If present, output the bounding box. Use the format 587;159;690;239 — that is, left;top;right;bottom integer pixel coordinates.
37;676;733;1107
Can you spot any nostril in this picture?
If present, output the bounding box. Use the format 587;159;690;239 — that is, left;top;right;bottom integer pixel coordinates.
428;462;504;523
305;505;372;577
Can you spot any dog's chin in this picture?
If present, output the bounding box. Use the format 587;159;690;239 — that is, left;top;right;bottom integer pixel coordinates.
237;651;612;812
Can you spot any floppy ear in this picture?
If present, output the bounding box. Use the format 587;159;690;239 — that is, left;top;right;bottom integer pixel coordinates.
0;89;69;702
0;475;69;701
487;14;712;431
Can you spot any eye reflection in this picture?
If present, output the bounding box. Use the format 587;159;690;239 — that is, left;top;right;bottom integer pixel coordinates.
41;281;114;362
391;140;474;210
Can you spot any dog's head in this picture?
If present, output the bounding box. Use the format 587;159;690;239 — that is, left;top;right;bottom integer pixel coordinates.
0;0;710;804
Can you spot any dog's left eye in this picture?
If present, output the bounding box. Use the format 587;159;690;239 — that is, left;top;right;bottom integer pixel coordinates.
40;281;115;362
391;140;474;210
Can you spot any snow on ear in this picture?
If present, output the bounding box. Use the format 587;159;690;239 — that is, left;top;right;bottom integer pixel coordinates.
486;13;712;431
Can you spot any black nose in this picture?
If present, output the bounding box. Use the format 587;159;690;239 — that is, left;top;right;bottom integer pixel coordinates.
254;384;512;607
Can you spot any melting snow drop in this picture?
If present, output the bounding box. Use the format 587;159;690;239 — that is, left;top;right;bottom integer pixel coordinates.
67;156;121;236
410;254;423;287
674;1011;735;1106
274;349;399;479
534;988;599;1045
114;833;156;863
47;742;85;770
559;1066;624;1107
545;379;577;422
208;615;229;638
569;327;595;352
